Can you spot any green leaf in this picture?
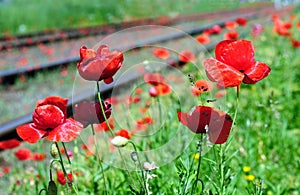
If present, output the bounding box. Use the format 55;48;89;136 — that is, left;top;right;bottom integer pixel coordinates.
47;181;57;195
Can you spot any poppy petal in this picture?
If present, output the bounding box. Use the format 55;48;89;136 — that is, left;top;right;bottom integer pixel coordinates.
33;105;65;130
46;119;83;142
215;40;255;71
16;124;46;144
203;58;244;88
36;96;68;117
243;62;271;84
207;109;233;144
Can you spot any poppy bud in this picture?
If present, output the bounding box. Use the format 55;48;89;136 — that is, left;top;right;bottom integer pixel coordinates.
130;151;138;162
50;143;58;158
111;136;129;147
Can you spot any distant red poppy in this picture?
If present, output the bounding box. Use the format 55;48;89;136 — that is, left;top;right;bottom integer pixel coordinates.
149;83;172;97
191;80;212;96
153;48;170;60
57;170;73;185
135;88;143;95
223;31;239;40
178;50;196;63
14;148;31;161
291;39;300;48
77;45;124;84
0;139;21;150
74;100;111;128
115;129;132;139
93;118;115;132
297;22;300;29
225;21;237;30
144;73;166;86
273;20;291;36
16;96;83;143
203;40;271;88
32;153;46;161
178;106;232;144
196;34;210;44
235;17;247;26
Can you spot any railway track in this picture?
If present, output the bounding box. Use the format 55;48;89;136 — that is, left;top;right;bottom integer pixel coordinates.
0;3;287;142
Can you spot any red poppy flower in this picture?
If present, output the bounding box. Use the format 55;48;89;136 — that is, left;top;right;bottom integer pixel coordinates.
149;83;172;97
144;73;166;86
115;129;132;139
178;106;232;144
0;139;21;150
77;45;124;84
14;148;31;161
291;39;300;48
297;22;300;29
190;80;212;96
57;170;73;185
32;153;46;161
235;17;247;26
135;88;143;95
196;34;210;44
16;96;83;143
223;31;239;40
74;100;111;128
203;40;271;88
93;118;115;132
153;48;170;60
273;20;291;36
179;50;196;63
225;21;237;30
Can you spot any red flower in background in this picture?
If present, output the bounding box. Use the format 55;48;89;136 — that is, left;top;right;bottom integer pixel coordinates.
203;40;271;88
235;17;247;26
14;148;31;161
178;106;232;144
144;73;166;86
16;96;83;143
149;83;172;97
291;39;300;48
0;139;21;150
191;80;212;96
32;153;46;161
178;50;196;63
225;21;237;30
74;100;111;128
115;129;132;139
203;24;222;35
223;31;239;40
153;48;170;60
57;170;73;185
77;45;124;84
196;34;210;44
93;118;115;132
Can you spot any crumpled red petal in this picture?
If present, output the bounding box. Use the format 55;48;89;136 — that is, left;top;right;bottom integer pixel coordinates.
215;40;255;72
203;58;244;88
36;96;68;117
16;123;46;144
207;110;233;144
243;61;271;84
33;105;65;130
46;118;83;142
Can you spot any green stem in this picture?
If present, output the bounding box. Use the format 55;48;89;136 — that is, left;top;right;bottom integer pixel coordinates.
191;134;204;194
61;142;71;164
91;124;108;194
128;141;146;191
55;142;79;195
96;81;114;136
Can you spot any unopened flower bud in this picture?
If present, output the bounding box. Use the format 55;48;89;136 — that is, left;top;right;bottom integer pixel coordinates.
131;151;138;162
111;136;129;147
50;143;58;158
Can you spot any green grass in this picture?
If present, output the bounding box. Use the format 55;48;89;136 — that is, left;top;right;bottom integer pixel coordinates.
0;0;246;35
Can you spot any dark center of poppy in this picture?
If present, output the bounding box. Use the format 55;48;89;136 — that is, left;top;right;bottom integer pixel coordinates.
239;70;245;73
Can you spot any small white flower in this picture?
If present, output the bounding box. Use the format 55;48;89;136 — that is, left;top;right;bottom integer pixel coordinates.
111;136;129;147
143;161;158;171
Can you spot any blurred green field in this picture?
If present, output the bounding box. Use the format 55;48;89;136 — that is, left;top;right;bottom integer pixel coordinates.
0;0;247;35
